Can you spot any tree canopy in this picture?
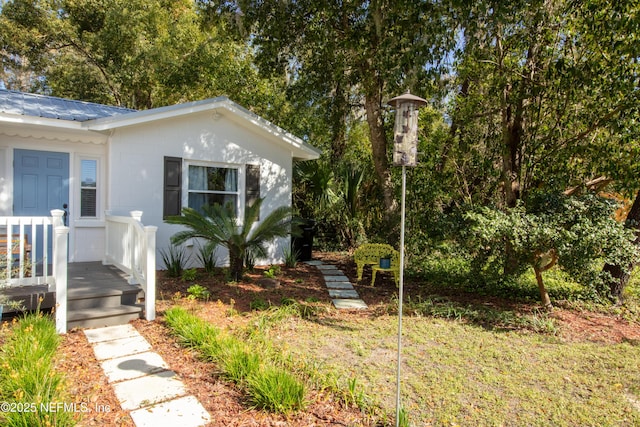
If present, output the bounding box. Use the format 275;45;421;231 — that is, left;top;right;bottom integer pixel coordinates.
2;0;639;304
0;0;290;116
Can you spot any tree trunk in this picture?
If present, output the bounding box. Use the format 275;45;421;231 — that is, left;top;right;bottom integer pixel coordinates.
500;89;523;274
229;246;244;282
329;82;348;162
438;79;469;174
498;24;537;274
534;265;553;310
603;189;640;304
500;100;522;210
497;28;523;211
364;91;397;217
533;250;557;310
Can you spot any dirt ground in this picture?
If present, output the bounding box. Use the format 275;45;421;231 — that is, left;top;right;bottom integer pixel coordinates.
55;252;640;426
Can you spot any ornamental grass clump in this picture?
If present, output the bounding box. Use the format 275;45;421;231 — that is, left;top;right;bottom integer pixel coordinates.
163;306;219;348
164;306;307;414
0;312;74;427
247;366;306;413
221;343;261;383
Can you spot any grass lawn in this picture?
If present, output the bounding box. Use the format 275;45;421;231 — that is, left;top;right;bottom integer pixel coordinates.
152;254;640;426
265;312;640;426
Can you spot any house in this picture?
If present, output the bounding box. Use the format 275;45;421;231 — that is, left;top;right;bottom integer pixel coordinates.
0;89;320;264
0;89;321;331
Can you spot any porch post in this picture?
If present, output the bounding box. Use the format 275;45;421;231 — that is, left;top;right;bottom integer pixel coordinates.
103;210;111;265
51;210;69;334
128;211;144;285
144;225;157;321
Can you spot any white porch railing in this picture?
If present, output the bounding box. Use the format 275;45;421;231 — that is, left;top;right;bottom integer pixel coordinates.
0;210;69;333
104;211;157;321
52;210;69;334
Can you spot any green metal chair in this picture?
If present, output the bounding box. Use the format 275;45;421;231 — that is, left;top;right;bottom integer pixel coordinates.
353;243;400;286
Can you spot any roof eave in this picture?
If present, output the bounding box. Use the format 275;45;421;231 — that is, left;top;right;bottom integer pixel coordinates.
85;97;230;131
86;97;322;161
291;142;322;161
221;102;321;161
0;112;108;144
0;112;86;130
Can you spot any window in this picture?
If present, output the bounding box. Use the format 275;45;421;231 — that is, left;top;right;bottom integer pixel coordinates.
80;159;97;217
187;164;238;214
163;159;261;219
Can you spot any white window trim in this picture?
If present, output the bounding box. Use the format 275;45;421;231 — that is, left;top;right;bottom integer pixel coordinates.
76;155;102;222
182;160;244;219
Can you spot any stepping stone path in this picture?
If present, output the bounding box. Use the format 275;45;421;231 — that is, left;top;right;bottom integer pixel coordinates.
305;260;368;309
84;324;211;427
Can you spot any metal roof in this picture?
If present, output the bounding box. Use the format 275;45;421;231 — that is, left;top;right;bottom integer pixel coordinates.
0;89;135;122
0;89;321;160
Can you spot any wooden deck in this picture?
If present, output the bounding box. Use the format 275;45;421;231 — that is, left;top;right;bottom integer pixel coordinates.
1;262;144;328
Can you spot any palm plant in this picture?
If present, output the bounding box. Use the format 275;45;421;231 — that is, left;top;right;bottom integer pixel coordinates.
165;198;299;281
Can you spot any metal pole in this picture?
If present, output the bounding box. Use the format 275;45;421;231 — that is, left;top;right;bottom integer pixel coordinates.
396;165;407;426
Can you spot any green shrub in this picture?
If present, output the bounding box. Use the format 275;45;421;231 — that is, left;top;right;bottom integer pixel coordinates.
250;298;271;311
409;245;472;288
463;194;639;306
222;343;261;383
186;284;210;301
202;334;238;362
345;377;369;409
625;266;640;299
165;198;299;281
263;265;281;279
398;407;410;427
164;307;218;346
182;268;198;282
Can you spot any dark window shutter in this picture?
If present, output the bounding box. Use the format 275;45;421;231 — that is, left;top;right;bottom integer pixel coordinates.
164;157;182;218
245;164;260;218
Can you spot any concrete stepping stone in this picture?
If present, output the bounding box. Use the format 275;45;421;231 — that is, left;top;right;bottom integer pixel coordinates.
315;264;337;270
329;289;360;299
129;395;210;427
100;351;169;383
84;325;211;426
324;275;350;282
307;261;369;310
319;269;344;276
325;281;354;290
92;335;152;361
332;299;368;310
85;324;139;344
113;370;186;410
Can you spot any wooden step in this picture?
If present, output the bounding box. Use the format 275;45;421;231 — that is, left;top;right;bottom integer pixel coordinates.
67;304;143;329
68;286;141;310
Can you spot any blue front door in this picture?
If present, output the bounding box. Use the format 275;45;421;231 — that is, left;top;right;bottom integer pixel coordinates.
13;149;70;265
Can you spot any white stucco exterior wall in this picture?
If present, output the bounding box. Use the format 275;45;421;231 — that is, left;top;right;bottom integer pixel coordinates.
107;110;294;268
